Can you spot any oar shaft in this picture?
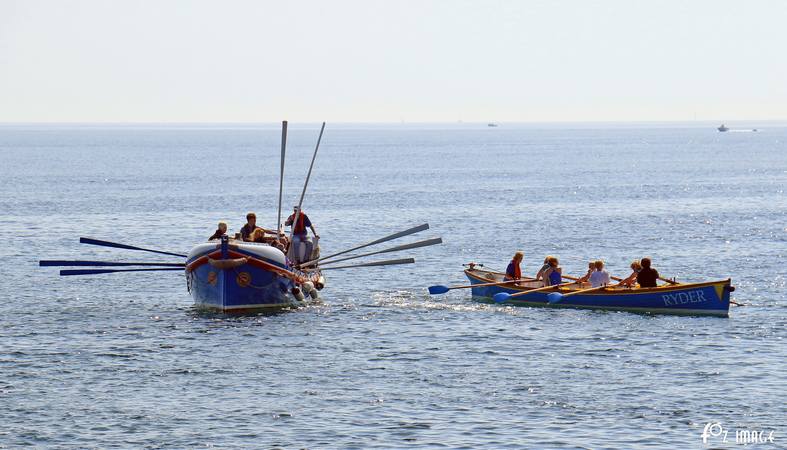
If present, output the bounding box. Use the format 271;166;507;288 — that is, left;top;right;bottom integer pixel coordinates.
447;278;531;290
60;267;184;276
318;238;442;267
277;120;287;230
41;260;184;267
79;237;186;258
290;122;325;241
319;258;415;270
302;223;429;267
509;280;579;298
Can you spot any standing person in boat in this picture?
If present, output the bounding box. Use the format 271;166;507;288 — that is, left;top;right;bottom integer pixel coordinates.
589;260;611;287
208;221;228;241
636;257;659;288
618;260;642;287
542;256;563;286
504;252;524;282
240;212;263;242
285;206;319;263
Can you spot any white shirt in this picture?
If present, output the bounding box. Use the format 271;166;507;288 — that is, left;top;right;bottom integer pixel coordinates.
590;270;611;287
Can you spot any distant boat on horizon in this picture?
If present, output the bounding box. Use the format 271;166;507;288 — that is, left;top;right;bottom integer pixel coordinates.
718;124;729;132
487;123;498;127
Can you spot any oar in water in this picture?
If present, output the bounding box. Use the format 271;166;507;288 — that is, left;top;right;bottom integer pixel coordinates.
317;238;442;268
493;280;580;303
300;223;429;268
60;267;184;276
428;278;530;295
318;258;415;271
79;237;187;258
547;284;609;304
41;260;185;267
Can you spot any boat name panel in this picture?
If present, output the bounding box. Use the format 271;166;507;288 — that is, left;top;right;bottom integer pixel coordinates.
662;290;710;306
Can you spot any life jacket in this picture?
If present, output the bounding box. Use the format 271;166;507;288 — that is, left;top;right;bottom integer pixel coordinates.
289;212;307;235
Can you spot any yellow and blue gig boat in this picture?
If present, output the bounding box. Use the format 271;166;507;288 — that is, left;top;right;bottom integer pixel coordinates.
465;266;734;317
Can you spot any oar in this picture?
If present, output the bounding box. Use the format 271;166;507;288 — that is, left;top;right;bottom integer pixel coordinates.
300;223;429;267
318;258;415;271
59;267;184;276
316;238;442;267
41;260;184;267
289;121;326;243
547;284;610;304
493;280;580;303
277;120;287;231
428;278;530;295
79;237;186;258
659;277;679;285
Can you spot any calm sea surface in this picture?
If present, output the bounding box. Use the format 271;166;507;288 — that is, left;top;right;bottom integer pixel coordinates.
0;123;785;449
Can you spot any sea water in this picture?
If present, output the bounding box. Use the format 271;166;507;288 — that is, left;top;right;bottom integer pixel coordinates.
0;123;784;448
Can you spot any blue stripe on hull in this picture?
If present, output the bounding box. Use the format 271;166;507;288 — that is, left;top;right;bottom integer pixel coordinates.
188;263;296;312
466;272;730;317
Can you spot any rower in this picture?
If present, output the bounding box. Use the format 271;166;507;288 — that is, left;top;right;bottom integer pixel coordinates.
285;206;319;263
504;252;523;282
636;257;659;287
208;221;228;241
240;212;262;242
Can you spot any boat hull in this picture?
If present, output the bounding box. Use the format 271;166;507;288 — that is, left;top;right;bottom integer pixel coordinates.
465;269;732;317
186;241;317;313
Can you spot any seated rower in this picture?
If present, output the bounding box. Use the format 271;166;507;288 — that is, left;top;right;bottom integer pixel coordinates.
240;212;262;242
543;256;562;286
504;252;524;282
636;257;659;288
577;260;596;286
589;260;611;287
535;256;552;282
208;221;228;241
618;260;642;287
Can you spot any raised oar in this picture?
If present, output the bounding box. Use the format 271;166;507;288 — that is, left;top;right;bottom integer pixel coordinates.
318;258;415;271
41;260;184;267
300;223;429;268
60;267;183;276
289;121;326;243
547;284;609;304
277;120;287;231
493;280;580;303
316;238;442;267
79;237;186;258
428;278;530;295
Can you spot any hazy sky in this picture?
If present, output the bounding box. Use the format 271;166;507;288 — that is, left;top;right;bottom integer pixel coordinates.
1;0;786;122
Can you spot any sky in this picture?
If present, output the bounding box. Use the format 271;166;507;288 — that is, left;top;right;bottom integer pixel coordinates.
1;0;786;123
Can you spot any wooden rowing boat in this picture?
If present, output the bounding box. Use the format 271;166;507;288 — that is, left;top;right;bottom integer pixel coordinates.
464;267;734;317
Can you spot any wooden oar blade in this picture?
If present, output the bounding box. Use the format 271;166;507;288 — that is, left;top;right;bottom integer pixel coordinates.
60;267;183;276
79;237;187;258
319;258;415;271
41;260;184;267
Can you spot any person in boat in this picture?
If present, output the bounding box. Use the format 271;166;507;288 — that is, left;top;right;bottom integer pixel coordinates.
589;259;611;287
618;260;642;287
239;212;262;242
535;256;552;282
542;256;562;286
636;257;659;288
504;252;524;282
285;206;319;263
577;260;596;286
208;221;228;241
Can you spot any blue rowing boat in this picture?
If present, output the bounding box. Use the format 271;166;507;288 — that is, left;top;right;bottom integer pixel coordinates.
185;236;323;313
464;267;733;317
